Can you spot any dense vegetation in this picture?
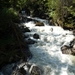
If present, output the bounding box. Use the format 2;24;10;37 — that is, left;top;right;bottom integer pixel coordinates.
0;0;28;68
47;0;75;29
0;0;75;68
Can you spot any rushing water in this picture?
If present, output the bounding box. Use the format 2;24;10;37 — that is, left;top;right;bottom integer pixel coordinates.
24;17;75;75
0;17;75;75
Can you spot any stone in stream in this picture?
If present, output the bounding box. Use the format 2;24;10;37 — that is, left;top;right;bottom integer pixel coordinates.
61;45;69;50
12;67;26;75
71;45;75;55
50;28;53;32
12;62;43;75
25;38;37;44
61;44;75;55
61;45;72;54
33;33;40;39
73;30;75;36
21;27;30;33
70;39;75;48
29;64;43;75
35;22;44;26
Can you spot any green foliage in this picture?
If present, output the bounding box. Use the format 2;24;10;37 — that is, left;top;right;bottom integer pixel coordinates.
0;8;18;21
0;0;27;11
47;0;75;28
47;0;60;21
24;0;48;17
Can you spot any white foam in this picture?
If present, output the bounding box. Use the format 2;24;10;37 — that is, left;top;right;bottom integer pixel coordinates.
24;18;75;75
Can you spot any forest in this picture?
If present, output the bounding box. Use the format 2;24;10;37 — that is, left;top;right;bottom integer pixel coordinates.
0;0;75;68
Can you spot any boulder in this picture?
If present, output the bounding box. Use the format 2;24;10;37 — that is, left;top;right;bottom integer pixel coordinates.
35;22;44;26
33;33;40;39
71;48;75;55
29;65;42;75
61;45;69;51
12;67;26;75
61;45;72;54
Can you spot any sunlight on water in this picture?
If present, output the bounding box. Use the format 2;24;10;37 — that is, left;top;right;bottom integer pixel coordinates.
0;17;75;75
24;19;75;75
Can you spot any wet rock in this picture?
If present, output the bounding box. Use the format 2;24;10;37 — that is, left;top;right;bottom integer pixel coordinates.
71;44;75;55
61;45;72;54
33;33;40;39
23;63;32;72
35;22;44;26
19;67;26;75
23;35;29;39
29;65;42;75
25;38;37;44
73;44;75;49
61;45;69;50
22;27;30;33
70;39;75;48
24;27;30;32
12;67;26;75
73;30;75;36
62;48;72;54
50;28;53;32
71;48;75;55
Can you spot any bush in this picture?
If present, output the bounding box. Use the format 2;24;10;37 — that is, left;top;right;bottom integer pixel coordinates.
0;8;19;38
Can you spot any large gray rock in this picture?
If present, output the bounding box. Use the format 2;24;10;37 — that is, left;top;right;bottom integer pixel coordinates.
29;65;43;75
61;45;72;54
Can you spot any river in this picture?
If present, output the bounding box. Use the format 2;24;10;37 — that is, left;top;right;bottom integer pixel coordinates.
0;17;75;75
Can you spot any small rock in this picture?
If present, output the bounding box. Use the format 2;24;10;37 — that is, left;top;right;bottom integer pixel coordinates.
62;48;72;54
70;39;75;48
25;38;36;44
33;33;40;39
50;28;53;32
22;27;30;33
73;30;75;36
35;22;44;26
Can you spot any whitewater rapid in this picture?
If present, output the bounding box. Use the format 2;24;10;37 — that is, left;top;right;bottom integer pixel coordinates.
24;20;75;75
0;17;75;75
